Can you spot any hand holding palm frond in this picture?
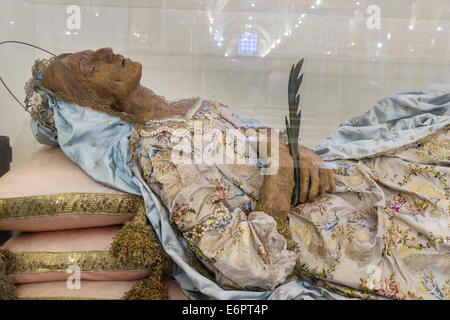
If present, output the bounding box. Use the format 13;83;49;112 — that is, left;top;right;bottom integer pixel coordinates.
285;59;336;206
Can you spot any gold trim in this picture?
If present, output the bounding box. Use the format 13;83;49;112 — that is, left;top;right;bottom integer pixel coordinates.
0;193;144;221
14;250;146;274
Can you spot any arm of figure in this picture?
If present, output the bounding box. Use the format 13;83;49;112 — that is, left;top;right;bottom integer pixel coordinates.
241;126;336;225
248;127;295;224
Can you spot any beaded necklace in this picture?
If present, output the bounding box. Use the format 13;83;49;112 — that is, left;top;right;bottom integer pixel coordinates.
140;99;217;138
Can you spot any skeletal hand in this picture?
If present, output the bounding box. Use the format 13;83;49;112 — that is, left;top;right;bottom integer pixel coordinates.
298;145;336;203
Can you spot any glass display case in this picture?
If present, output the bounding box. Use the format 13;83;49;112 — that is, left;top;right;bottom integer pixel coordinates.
0;0;448;302
2;0;448;164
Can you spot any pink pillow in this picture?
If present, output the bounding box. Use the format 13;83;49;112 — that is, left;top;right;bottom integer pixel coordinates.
0;146;142;231
15;278;188;300
2;226;151;284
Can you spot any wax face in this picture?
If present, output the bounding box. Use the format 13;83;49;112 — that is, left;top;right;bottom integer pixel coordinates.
59;48;142;104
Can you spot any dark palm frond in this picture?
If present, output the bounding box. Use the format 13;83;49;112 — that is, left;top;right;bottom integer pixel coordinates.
285;59;304;207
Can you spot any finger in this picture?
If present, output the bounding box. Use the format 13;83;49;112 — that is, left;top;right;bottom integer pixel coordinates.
328;170;336;193
308;168;320;202
299;166;310;203
319;168;328;197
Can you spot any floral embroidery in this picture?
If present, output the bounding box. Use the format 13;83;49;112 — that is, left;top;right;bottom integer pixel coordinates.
171;201;197;231
256;244;270;266
386;195;407;213
432;169;449;199
318;249;341;280
359;274;421;300
417;136;450;162
231;224;245;246
383;194;430;220
207;178;230;204
381;224;431;256
290;129;449;300
157;134;171;145
398;164;428;186
443;280;450;300
344;186;363;200
154;160;176;174
333;163;351;176
418;272;446;300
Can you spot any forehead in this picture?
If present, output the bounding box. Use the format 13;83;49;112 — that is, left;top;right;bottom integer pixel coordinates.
64;50;93;60
59;50;93;68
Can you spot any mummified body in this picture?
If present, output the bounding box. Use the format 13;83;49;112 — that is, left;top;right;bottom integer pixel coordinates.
33;48;449;299
38;48;334;289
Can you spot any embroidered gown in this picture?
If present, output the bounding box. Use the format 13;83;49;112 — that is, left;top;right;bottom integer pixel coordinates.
132;98;296;289
28;59;450;299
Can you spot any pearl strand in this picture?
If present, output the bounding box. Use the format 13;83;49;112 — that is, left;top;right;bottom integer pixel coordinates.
140;112;216;139
146;117;187;125
183;202;230;242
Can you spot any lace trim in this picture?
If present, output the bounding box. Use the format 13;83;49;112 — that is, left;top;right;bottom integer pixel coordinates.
0;193;144;220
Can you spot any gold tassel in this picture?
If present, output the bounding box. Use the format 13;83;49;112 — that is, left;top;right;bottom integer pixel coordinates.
110;203;173;299
0;273;15;300
0;249;16;300
109;204;171;269
123;277;169;300
122;264;170;300
0;249;15;275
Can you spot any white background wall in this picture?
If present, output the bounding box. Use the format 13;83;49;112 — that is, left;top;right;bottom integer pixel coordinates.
1;0;449;166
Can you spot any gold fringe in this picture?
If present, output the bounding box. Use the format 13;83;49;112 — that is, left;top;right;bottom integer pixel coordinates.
110;203;172;300
0;249;15;275
122;267;170;300
0;273;15;300
109;204;170;269
110;204;172;300
0;249;16;300
123;277;169;300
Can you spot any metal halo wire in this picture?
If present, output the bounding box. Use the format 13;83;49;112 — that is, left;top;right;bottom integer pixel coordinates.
0;41;56;113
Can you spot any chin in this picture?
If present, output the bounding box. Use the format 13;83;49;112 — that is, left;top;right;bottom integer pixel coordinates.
133;61;142;73
131;62;142;82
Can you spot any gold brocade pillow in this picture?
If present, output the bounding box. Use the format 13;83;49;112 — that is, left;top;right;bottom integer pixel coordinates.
0;146;143;232
2;226;151;284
